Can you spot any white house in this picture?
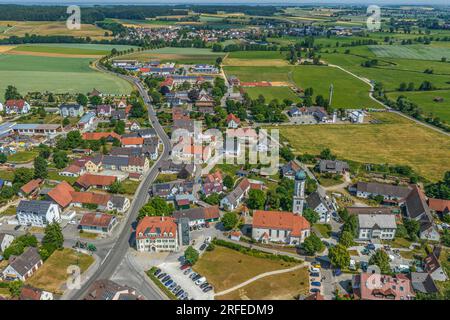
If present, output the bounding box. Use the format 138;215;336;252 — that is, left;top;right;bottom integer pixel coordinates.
136;216;179;253
4;100;31;114
16;200;61;227
2;247;43;281
59;103;84;118
357;213;397;240
306;190;331;223
349;110;364;123
0;233;14;252
220;178;250;211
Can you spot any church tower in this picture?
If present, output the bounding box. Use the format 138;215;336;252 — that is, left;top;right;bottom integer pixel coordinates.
293;170;306;215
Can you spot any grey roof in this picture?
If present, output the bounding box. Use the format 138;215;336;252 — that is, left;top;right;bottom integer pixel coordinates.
137;128;156;137
102;155;131;167
347;206;400;215
411;272;438;294
173;119;195;132
405;186;431;220
319;160;349;173
172;207;207;221
17;200;53;215
121;132;140;138
8;247;42;277
110;195;127;209
59;103;82;110
143;136;159;147
0;233;13;245
306;191;325;210
110;147;143;157
111;110;126;120
356;182;411;198
280;160;301;177
159;160;185;172
358;213;397;229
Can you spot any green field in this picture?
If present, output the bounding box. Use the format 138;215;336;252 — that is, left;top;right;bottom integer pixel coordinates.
228;51;287;60
224;65;380;109
244;86;300;103
387;90;450;123
370;45;450;61
121;47;225;64
0;54;132;94
12;43;138;55
270;112;450;181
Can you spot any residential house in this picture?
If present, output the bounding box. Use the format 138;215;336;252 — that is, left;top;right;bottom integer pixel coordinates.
151;181;195;200
252;210;310;245
0;233;14;252
355;182;412;204
78;212;117;234
20;286;53;300
136;128;157;138
410;272;438;295
357;213;397;240
129;121;141;131
428;198;450;216
352;273;415;300
172;107;190;121
172;119;196;137
4;100;30;114
75;174;116;191
84;280;143;300
59;164;85;177
202;171;223;196
77;112;96;131
220;178;250;211
172;206;220;228
226;113;240;128
280;160;302;179
19;179;42;198
16;200;61;227
318;160;349;174
423;252;448;281
306;190;332;223
59;103;84;118
159;160;195;179
405;186;440;241
349;110;365;123
192;64;218;74
111;109;127;121
136;216;179;252
121;137;144;148
82;132;121;142
116;98;128;109
2;247;43;281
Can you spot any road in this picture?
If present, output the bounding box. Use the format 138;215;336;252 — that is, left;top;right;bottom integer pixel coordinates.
68;62;172;300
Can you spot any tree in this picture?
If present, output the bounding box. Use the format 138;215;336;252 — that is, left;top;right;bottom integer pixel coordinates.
302;233;324;255
328;244;350;269
339;230;355;248
223;175;234;189
89;95;102;106
319;148;336;160
184;246;199;265
403;218;420;241
8;280;23;298
369;249;391;274
62;117;70;127
204;193;221;205
108;181;125;194
33;156;48;179
53;150;69;169
0;153;7;164
247;189;266;210
280;147;294;162
395;224;408;238
188;89;200;102
76;93;88;106
4;85;22;101
342;214;359;237
138;196;173;219
38;143;51;159
303;208;320;224
41;222;64;258
114;120;125;134
221;212;238;230
13;168;33;186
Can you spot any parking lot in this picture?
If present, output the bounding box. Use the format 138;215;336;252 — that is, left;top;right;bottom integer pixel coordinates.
308;263;323;295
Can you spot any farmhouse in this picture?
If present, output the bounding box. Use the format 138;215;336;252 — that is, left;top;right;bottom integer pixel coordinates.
252;210;310;245
318;159;349;174
59;103;84;117
12;123;61;136
19;179;43;197
428;198;450;216
4;100;30;114
280;160;302;179
75;174;117;191
357;213;397;240
355;182;412;203
136;216;179;253
16;200;61;227
172;206;220;228
2;247;43;282
79;212;117;234
220;178;250;211
95;104;112;117
59;164;85;177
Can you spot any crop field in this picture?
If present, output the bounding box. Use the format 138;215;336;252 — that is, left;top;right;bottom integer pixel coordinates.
224;65;380;109
387;90;450;123
228;51;287;59
369;45;450;61
269;112;450;181
0;54;132;94
122;47;225;64
0;21;110;40
9;43;137;57
244;86;301;103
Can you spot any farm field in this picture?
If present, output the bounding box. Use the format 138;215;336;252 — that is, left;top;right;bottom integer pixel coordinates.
244;86;301;103
121;47;225;64
369;45;450;61
0;54;132;94
193;246;299;293
8;43;137;57
387;90;450;123
216;267;309;300
227;50;287;60
269;112;450;181
0;21;110;40
225;65;380;108
26;248;94;294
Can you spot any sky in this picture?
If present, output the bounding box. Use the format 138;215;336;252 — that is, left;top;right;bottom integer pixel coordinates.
2;0;449;6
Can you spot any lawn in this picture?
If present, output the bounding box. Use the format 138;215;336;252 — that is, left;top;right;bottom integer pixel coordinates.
122;47;225;64
7;150;38;163
0;206;16;217
0;54;132;94
121;179;140;195
216;267;309;300
244;86;301;103
270;112;450;181
10;43;137;56
26;248;94;294
313;223;332;238
227;51;287;60
369;45;450;61
0;169;15;181
387;90;450;123
193;246;299;292
47;170;78;184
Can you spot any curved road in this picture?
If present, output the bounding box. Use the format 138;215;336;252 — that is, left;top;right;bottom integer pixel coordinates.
69;62;172;300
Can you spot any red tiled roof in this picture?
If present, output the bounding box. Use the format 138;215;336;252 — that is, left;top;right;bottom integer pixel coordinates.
47;181;75;208
76;174;116;188
136;216;177;239
20;179;42;195
253;210;310;237
357;273;415;300
62;164;83;174
121;137;144;146
82;132;121;141
79;212;114;228
71;191;110;206
204;206;220;220
20;287;42;300
226;113;240;124
6;99;26;108
428;198;450;213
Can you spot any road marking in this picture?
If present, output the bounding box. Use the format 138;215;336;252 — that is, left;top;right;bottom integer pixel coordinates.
101;249;112;265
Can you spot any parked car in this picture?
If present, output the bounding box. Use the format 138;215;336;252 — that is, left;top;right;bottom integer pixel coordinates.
154;268;161;276
164;280;173;287
200;282;209;289
203;286;213;293
367;243;376;250
333;268;342;276
189;272;198;279
172;285;181;293
180;264;191;270
192;274;202;282
311;281;321;287
199;243;207;251
162;275;170;282
310;288;321;293
169;283;177;290
310;267;320;273
312;263;321;269
158;273;167;280
184;268;192;275
195;277;206;285
310;272;320;278
175;290;184;297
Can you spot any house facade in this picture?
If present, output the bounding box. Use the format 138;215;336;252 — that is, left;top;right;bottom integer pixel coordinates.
16;200;61;227
136;216;179;253
78;212;117;234
59;103;84;117
2;247;43;281
357;213;397;240
4;100;30;114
